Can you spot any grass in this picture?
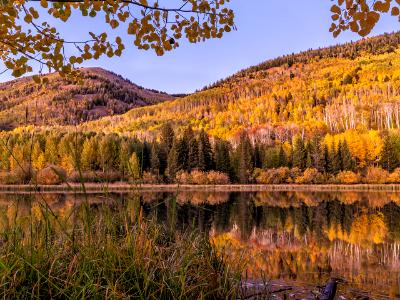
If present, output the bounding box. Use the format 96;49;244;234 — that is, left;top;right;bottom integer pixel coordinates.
0;196;241;299
1;183;400;193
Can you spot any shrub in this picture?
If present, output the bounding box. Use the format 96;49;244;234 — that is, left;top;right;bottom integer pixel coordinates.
191;170;209;185
289;167;302;183
336;171;360;184
388;168;400;183
364;167;389;184
176;171;192;184
255;168;290;184
8;163;35;184
295;168;324;184
207;171;230;185
68;171;121;183
36;165;67;185
142;172;159;184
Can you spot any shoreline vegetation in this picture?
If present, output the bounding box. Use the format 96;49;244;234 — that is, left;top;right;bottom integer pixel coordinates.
2;183;400;192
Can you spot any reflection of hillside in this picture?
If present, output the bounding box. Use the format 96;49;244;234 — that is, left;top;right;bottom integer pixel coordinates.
212;226;400;294
253;191;400;209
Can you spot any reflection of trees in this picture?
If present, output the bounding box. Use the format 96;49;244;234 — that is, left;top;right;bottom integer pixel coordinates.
2;190;400;294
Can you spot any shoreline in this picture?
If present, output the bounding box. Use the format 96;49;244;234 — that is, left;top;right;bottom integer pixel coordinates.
1;183;400;193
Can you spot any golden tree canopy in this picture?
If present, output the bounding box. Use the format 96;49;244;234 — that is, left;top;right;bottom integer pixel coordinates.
330;0;400;37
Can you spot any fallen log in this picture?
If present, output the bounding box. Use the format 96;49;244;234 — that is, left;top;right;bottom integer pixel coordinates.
320;278;338;300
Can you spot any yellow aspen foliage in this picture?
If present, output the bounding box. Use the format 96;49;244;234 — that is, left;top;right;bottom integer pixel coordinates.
0;0;234;79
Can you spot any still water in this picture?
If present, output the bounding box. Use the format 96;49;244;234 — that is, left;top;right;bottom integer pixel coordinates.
1;190;400;298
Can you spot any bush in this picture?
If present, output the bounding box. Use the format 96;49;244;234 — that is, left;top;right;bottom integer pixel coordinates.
295;168;324;184
364;167;389;184
142;172;159;184
389;168;400;183
176;171;192;184
68;171;121;183
336;171;360;184
207;171;230;185
8;163;35;184
289;167;302;183
254;168;290;184
191;170;209;185
36;165;67;185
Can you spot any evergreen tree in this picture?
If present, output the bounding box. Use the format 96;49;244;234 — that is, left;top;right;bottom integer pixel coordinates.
305;142;313;169
188;137;199;171
292;136;306;170
380;134;400;172
341;140;354;171
150;142;160;177
198;130;214;171
215;139;232;175
236;133;254;184
160;122;175;152
330;141;340;174
278;145;287;167
323;144;333;173
118;139;131;178
129;152;141;182
167;137;180;181
254;143;263;168
310;139;324;172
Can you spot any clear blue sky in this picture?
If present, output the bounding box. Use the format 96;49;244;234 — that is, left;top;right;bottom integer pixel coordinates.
1;1;399;94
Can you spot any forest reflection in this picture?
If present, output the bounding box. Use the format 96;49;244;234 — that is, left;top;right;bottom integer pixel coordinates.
0;191;399;296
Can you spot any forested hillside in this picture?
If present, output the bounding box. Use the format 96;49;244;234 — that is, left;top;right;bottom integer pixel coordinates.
0;67;173;129
84;32;400;143
3;32;400;185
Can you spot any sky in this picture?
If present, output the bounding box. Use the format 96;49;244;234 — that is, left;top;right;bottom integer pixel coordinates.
1;1;399;94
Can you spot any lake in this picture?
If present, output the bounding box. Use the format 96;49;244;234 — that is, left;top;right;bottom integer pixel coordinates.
1;190;399;298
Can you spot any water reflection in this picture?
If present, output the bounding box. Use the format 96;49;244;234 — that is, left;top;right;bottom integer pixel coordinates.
0;191;399;297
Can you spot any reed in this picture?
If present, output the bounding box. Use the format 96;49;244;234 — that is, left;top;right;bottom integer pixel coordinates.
0;196;241;299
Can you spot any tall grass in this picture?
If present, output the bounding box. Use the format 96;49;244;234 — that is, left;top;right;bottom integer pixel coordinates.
0;130;241;299
0;196;241;299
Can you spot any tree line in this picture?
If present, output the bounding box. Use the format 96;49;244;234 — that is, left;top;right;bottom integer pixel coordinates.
1;124;400;185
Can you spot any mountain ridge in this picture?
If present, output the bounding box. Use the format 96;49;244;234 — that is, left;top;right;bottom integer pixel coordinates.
0;67;175;129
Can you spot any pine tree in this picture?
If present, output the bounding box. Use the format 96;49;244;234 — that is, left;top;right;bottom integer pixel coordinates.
160;122;175;152
167;138;180;181
129;152;141;182
215;139;232;175
305;142;313;169
150;142;160;177
198;130;214;171
330;141;340;174
176;135;189;171
380;134;400;172
254;143;263;168
323;144;333;173
188;137;199;171
278;145;287;167
341;140;354;171
236;133;254;184
310;139;324;172
292;136;306;170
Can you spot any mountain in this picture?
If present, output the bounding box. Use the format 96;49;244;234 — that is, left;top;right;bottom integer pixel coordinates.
0;67;174;129
82;32;400;143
